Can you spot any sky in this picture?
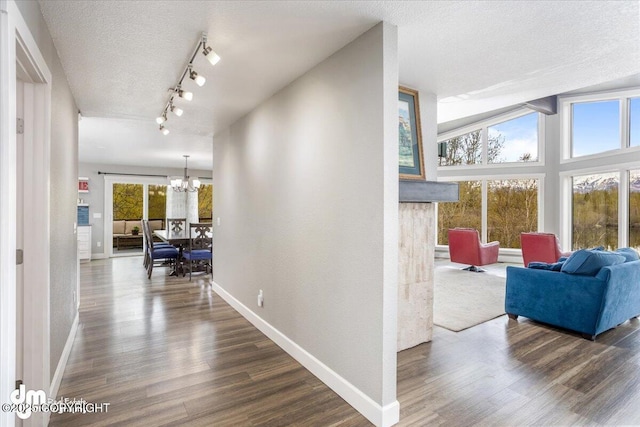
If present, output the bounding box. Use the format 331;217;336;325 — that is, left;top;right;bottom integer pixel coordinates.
487;112;538;162
573;98;639;157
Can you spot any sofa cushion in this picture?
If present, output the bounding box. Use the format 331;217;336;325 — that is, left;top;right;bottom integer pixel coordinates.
561;249;625;276
125;220;142;235
528;261;564;271
615;247;640;262
148;220;163;232
113;220;126;235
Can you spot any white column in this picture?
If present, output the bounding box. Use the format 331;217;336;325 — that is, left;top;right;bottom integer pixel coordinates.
166;189;199;226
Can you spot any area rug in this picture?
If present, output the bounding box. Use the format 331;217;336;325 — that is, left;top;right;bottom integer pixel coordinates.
433;266;506;332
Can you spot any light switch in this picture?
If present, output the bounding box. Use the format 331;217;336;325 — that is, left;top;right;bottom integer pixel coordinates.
93;212;102;219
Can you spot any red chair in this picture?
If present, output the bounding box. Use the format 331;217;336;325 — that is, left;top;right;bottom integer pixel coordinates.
520;232;572;267
448;228;500;272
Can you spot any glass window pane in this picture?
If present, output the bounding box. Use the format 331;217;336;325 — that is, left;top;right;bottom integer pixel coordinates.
113;183;143;220
438;130;482;166
487;179;538;248
198;184;213;222
437;181;481;245
629;170;640;251
572;172;618;250
630;98;640;148
572;100;620;157
487;113;538;163
148;185;167;222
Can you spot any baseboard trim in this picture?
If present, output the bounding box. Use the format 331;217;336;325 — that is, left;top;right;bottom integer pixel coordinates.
49;312;79;400
210;280;399;427
90;253;107;260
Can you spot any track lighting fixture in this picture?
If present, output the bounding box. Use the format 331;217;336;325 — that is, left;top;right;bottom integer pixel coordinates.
156;32;220;134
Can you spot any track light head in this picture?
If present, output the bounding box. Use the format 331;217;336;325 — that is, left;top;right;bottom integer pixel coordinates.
203;45;221;66
155;113;167;125
189;69;206;87
160;125;169;135
170;104;183;117
178;89;193;101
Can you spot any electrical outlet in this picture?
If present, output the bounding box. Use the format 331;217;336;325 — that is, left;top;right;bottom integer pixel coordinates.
257;290;264;307
97;241;101;247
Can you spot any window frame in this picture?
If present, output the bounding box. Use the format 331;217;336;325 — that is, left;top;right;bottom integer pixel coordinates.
436;173;545;249
437;109;544;170
559;88;640;164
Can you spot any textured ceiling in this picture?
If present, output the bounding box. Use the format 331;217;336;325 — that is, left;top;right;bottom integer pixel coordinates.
39;0;640;169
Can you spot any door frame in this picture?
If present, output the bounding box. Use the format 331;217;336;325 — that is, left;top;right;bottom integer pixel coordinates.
0;1;52;426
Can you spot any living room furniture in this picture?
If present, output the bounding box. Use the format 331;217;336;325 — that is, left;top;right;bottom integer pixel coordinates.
505;249;640;340
113;219;164;250
183;223;213;281
520;232;572;267
448;228;499;272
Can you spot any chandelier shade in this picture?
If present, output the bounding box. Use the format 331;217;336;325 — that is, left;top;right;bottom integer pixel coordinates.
170;155;200;192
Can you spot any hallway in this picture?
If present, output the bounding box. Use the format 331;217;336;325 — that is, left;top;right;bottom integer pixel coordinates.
50;257;368;426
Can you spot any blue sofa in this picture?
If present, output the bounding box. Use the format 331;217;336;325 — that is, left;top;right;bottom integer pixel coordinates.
505;252;640;340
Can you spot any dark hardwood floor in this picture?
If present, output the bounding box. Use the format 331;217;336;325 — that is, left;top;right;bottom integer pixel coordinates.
51;257;640;426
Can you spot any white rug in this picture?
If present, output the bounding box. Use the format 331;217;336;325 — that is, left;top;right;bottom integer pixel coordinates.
433;266;506;332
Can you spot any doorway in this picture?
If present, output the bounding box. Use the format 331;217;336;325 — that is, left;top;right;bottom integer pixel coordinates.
104;176;169;258
0;5;53;426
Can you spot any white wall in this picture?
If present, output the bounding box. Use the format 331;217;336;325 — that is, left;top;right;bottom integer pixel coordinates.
213;22;399;426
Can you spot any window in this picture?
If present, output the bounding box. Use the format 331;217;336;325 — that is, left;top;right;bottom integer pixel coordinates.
438;130;481;166
488;113;538;163
437;181;481;245
113;183;143;220
630;98;640;148
487;179;538;248
571;100;620;157
572;172;618;250
438;111;541;167
148;185;167;222
630;170;640;251
198;184;213;222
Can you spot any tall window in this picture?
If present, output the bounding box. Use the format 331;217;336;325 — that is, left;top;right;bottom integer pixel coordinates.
198;184;213;222
487;179;538;248
437;181;481;245
629;170;640;251
630;98;640;148
572;172;619;250
571;100;620;157
148;185;166;221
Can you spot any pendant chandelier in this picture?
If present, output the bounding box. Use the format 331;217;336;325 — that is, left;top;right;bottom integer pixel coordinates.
170;155;201;192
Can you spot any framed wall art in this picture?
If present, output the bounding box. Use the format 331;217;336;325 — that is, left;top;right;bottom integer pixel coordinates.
398;86;425;180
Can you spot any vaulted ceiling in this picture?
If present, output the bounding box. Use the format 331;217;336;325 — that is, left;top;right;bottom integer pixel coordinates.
39;1;640;169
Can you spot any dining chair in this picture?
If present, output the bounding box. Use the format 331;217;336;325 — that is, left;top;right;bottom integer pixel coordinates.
183;223;213;281
166;218;187;233
142;219;171;269
144;220;179;279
